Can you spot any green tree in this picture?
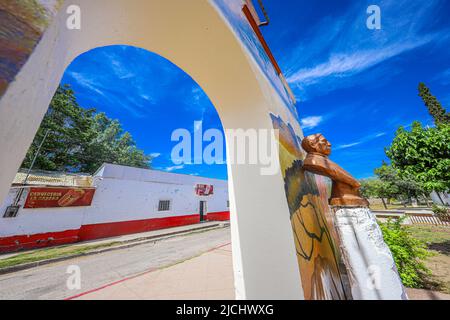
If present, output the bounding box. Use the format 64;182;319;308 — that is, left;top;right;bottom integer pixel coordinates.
385;122;450;194
375;162;425;205
418;83;450;125
360;162;425;209
22;85;152;173
360;177;397;209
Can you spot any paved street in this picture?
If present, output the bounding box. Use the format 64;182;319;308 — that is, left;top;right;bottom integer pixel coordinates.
0;227;231;300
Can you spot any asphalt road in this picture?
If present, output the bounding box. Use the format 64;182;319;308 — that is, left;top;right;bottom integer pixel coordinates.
0;227;231;300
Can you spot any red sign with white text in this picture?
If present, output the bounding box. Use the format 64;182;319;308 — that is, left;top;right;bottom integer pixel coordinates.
195;184;214;196
24;187;96;208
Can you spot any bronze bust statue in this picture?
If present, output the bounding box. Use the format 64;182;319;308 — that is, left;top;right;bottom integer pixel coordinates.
301;133;369;207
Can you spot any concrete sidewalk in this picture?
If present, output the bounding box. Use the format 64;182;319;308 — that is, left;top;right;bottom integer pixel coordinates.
69;243;235;300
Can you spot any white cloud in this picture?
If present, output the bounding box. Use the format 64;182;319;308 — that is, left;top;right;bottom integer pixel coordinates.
375;132;387;138
288;36;437;86
140;94;155;104
283;0;446;99
335;142;362;150
69;72;105;96
335;131;386;150
150;153;161;158
300;116;323;129
186;86;209;122
104;52;136;80
165;165;184;172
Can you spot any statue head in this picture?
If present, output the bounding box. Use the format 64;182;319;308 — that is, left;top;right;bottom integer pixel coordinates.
301;133;331;156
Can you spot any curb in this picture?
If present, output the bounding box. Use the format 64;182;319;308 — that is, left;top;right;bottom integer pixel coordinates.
0;222;230;275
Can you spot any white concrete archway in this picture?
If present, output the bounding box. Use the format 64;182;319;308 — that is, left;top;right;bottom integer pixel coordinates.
0;0;303;299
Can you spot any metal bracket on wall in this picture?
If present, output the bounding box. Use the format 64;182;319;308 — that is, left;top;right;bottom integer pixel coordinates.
256;0;270;26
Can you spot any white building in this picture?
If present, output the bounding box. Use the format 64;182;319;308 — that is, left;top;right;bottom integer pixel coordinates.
0;164;229;253
431;191;450;206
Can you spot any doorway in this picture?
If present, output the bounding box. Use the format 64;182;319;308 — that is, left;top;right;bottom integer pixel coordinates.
199;200;207;222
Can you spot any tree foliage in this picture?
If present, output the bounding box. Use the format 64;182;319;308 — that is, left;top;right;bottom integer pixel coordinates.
22;85;151;173
360;162;424;208
376;162;424;200
385;122;450;193
360;177;396;199
418;82;450;125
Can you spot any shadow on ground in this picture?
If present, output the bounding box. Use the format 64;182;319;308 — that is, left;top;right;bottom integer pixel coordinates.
428;240;450;256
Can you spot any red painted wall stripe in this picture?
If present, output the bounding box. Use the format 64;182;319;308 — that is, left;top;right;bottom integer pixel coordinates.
78;214;200;241
206;211;230;221
0;229;79;253
0;211;230;253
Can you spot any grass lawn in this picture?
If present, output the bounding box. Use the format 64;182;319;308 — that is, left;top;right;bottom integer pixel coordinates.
369;203;403;211
369;203;431;211
406;225;450;294
0;241;120;269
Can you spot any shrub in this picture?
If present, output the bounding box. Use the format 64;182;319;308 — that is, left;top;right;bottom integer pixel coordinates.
432;204;449;215
379;218;431;288
432;205;450;222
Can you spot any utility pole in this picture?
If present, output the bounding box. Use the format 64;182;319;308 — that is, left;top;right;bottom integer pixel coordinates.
12;129;50;207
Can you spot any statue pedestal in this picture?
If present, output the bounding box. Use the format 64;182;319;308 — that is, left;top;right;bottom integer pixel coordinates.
333;207;408;300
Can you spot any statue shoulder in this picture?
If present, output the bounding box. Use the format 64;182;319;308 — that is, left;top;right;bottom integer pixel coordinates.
304;153;327;167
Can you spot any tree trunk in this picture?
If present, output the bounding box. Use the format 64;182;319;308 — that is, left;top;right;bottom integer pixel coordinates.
381;197;387;210
407;197;412;207
424;194;432;207
436;192;446;206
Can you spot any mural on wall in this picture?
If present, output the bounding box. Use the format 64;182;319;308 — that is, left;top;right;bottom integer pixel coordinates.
271;114;352;300
0;0;63;97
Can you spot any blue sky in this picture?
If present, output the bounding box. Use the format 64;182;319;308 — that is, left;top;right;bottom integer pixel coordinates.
61;0;450;180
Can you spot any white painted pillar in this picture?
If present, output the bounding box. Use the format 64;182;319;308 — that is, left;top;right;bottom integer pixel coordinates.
334;207;408;300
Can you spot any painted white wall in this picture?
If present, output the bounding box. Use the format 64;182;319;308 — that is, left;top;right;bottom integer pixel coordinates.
85;164;229;225
334;207;407;300
0;188;86;237
431;191;450;206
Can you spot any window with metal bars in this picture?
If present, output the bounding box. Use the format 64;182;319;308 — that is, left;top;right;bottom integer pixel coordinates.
158;200;171;212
